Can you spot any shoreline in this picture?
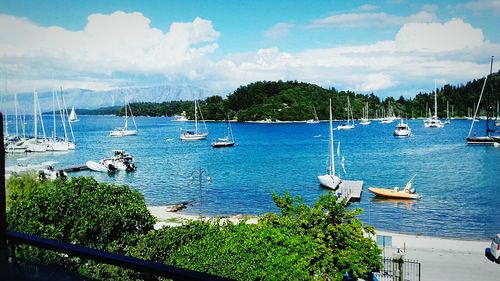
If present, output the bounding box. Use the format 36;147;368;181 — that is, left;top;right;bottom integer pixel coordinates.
148;206;500;280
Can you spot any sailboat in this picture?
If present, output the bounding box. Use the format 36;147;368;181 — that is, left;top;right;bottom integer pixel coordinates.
68;106;79;123
211;116;235;148
25;91;49;152
110;100;138;137
424;81;444;128
467;56;500;145
180;99;208;140
380;101;396;123
495;101;499;127
306;105;320;124
318;99;341;190
337;96;355;130
360;102;371;125
444;100;450;124
5;93;28;153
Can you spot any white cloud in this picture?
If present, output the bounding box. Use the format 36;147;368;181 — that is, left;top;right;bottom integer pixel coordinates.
457;0;500;15
0;11;498;98
310;11;437;28
263;23;293;42
358;4;379;11
0;11;219;92
395;18;484;52
207;18;498;95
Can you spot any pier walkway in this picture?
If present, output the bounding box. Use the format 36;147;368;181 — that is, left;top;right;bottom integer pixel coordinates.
336;180;363;203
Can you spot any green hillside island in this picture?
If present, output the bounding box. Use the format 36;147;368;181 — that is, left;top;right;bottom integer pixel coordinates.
84;71;500;122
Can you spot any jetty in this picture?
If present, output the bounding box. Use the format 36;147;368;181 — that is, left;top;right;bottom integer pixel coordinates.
336;180;363;203
61;164;89;173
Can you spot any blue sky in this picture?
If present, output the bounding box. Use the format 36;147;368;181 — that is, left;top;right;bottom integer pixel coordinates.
0;0;499;98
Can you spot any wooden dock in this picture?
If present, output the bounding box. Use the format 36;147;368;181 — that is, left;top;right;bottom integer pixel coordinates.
61;164;89;173
336;180;364;203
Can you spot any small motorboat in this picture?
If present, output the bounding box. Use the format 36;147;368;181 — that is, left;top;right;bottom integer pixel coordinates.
393;119;412;137
368;175;420;199
86;150;136;173
86;160;117;173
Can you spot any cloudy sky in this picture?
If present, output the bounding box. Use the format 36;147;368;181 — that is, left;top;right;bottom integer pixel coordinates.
0;0;499;98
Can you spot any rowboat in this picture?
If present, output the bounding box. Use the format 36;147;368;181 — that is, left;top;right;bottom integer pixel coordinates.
368;175;420;200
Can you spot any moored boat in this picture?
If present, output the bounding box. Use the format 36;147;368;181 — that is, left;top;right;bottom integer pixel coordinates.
368;175;420;200
393;118;412;137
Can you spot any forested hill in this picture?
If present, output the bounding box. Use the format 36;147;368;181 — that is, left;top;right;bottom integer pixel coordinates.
84;71;500;121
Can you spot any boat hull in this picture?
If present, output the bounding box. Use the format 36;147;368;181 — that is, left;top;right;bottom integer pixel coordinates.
318;174;341;190
368;187;419;199
211;141;235;148
466;136;500;145
109;129;138;137
180;133;208;140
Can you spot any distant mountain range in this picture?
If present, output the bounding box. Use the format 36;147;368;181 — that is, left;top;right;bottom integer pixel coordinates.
0;85;213;113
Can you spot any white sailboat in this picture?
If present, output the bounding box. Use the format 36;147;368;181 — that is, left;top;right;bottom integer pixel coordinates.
337;96;355;130
318;99;342;190
211;116;235;148
180;98;208;140
380;101;396;123
110;100;138;137
306;105;320;124
25;91;49;152
444;100;450;124
424;81;444;128
68;106;79;123
360;102;371;125
5;93;28;153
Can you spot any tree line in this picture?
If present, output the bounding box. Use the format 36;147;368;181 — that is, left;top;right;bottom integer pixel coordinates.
83;70;500;121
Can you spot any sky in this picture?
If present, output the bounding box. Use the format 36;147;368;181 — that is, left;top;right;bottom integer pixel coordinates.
0;0;499;98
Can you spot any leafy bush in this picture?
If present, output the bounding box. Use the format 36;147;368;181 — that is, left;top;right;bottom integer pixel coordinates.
7;176;155;279
132;192;381;280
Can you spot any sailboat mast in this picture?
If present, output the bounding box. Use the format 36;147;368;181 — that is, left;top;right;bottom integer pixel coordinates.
14;93;18;138
52;88;56;139
329;99;335;176
486;56;493;136
194;99;199;134
33;91;37;139
434;80;438;118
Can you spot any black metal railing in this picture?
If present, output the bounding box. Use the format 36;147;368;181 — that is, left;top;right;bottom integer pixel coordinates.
375;256;421;281
0;112;231;280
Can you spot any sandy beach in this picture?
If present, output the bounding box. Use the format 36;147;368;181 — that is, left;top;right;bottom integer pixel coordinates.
148;206;500;280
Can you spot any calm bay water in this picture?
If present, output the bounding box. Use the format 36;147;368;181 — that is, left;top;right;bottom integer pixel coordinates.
5;115;500;239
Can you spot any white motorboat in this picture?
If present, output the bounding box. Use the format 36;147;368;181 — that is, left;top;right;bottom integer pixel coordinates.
86;160;116;173
318;99;341;190
180;99;208;140
393;119;412;137
110;101;138;137
337;96;355;130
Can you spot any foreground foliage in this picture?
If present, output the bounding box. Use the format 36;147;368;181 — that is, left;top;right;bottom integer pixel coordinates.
8;177;381;280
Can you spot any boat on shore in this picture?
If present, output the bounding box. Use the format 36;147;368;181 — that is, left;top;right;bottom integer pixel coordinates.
368;175;420;199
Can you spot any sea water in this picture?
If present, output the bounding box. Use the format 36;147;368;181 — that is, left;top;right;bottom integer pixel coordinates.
5;115;500;239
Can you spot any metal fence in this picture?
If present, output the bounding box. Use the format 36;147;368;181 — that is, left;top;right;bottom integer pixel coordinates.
374;256;421;281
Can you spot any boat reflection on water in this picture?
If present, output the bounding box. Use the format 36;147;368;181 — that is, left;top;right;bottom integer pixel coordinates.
369;197;417;211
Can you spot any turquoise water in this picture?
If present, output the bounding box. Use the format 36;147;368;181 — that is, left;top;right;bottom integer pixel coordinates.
5;115;500;239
